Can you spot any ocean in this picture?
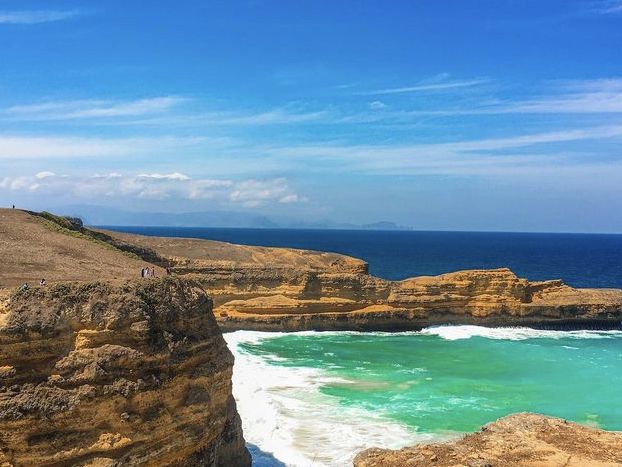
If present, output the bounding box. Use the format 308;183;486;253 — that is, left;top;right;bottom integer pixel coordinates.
224;328;622;466
103;226;622;466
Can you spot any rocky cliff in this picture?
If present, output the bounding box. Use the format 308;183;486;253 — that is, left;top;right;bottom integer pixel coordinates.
95;229;622;332
211;268;622;331
0;277;250;466
354;413;622;467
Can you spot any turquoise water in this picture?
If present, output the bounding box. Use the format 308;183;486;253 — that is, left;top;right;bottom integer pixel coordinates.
226;327;622;466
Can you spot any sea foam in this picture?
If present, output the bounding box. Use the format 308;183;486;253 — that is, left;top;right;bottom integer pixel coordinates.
224;331;436;467
420;325;622;341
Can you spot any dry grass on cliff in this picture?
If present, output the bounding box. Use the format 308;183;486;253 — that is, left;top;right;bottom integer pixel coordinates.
0;209;161;288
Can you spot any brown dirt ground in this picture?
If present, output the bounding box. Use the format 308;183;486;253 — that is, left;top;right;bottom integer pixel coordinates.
98;228;367;271
0;209;162;288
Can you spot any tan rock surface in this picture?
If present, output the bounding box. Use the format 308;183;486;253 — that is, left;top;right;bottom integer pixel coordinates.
0;277;250;466
1;209;621;332
91;219;622;331
353;413;622;467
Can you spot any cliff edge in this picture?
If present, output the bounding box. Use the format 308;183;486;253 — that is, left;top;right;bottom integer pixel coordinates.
90;223;622;332
0;277;250;466
1;208;621;332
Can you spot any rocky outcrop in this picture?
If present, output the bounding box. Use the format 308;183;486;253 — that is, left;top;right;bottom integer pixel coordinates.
93;229;622;332
213;268;622;331
0;278;250;466
354;413;622;467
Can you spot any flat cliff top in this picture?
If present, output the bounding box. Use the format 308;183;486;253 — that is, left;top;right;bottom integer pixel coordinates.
96;228;367;272
354;413;622;467
0;209;157;287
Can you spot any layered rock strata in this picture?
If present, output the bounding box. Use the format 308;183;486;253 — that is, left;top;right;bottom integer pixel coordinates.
354;413;622;467
0;278;250;466
96;230;622;332
213;268;622;331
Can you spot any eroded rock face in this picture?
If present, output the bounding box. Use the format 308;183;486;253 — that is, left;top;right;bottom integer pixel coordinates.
94;229;622;332
213;268;622;331
0;278;250;467
353;413;622;467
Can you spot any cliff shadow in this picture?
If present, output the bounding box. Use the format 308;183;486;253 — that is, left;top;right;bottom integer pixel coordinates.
247;443;287;467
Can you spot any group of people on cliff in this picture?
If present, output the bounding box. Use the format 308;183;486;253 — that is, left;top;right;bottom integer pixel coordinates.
141;266;156;278
141;266;173;278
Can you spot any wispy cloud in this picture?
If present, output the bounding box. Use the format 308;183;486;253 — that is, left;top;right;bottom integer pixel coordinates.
1;98;331;127
199;108;328;126
4;97;186;121
0;135;207;159
495;78;622;114
593;0;622;14
359;78;489;95
0;172;305;206
258;123;622;175
370;78;622;116
0;10;81;25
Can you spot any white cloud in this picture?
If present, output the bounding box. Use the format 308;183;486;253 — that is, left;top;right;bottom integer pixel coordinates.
360;78;489;95
594;1;622;14
0;135;206;159
279;193;307;203
137;172;191;181
34;171;56;179
120;107;330;127
228;179;306;207
0;172;305;206
369;101;386;110
1;98;333;128
380;78;622;116
0;10;80;24
496;79;622;114
208;109;328;125
258;123;622;175
4;97;186;121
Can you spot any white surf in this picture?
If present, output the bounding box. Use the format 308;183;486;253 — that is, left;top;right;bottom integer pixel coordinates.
224;331;438;467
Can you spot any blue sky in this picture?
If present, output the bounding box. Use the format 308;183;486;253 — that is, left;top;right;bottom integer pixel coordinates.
1;1;622;232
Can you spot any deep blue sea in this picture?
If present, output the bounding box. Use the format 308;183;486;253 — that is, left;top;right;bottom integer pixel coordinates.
102;227;622;288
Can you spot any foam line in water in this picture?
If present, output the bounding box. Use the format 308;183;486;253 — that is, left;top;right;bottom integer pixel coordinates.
225;331;438;467
420;325;622;341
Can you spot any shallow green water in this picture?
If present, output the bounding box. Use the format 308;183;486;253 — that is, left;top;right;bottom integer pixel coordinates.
238;327;622;434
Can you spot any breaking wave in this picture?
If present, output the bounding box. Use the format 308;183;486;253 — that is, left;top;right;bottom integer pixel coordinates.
419;325;622;341
224;331;438;467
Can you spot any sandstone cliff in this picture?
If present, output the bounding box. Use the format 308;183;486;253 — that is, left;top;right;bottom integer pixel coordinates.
353;413;622;467
1;209;621;332
0;277;250;466
94;228;622;332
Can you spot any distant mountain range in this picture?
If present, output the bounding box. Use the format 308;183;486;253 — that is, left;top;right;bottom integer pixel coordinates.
51;205;412;231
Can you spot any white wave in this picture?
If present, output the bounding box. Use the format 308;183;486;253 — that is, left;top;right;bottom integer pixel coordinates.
420;325;622;341
224;331;439;467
